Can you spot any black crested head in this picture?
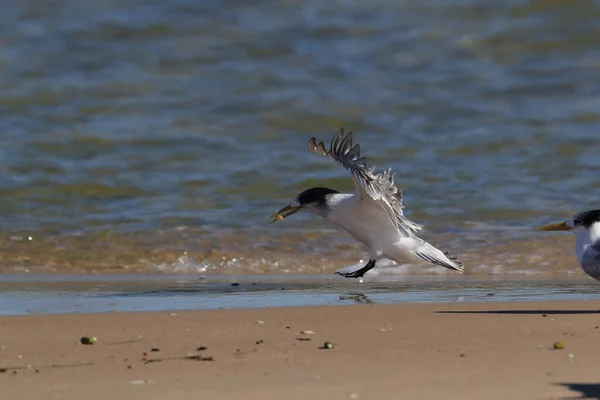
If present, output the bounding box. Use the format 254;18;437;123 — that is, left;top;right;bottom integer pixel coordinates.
574;209;600;229
296;187;339;207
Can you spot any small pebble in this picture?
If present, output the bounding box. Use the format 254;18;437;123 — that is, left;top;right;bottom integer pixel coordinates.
197;346;208;351
322;342;334;349
130;379;155;385
553;341;565;350
150;348;160;352
80;337;97;345
300;330;316;335
256;320;264;324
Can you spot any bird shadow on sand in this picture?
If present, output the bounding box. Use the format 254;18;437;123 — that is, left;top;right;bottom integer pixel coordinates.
557;383;600;399
435;310;600;316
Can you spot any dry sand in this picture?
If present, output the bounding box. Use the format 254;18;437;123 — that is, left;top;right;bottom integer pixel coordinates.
2;301;600;400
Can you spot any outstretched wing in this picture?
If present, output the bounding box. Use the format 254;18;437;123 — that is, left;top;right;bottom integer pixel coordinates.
308;128;421;235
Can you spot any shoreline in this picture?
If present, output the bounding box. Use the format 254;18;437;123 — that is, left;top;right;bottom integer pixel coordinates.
0;229;578;277
2;301;600;399
2;274;600;316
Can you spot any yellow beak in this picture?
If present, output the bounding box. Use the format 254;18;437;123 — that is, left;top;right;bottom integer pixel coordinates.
267;205;302;224
539;221;572;231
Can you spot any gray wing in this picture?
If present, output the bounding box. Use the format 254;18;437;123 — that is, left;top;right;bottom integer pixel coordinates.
580;242;600;280
308;128;421;235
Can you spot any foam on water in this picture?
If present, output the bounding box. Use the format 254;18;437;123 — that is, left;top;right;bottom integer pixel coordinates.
0;226;583;279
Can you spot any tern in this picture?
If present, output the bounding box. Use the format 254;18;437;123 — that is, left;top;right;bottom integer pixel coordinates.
269;128;464;278
539;209;600;281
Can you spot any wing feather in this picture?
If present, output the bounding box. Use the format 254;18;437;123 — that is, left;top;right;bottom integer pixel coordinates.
308;128;421;235
411;249;464;273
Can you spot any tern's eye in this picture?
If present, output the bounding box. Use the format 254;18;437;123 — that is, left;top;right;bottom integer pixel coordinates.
573;219;582;226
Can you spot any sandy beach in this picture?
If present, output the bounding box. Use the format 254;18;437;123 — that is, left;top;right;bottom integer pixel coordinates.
1;301;600;400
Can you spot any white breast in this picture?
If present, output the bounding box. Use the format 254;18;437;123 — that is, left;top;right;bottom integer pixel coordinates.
324;194;401;251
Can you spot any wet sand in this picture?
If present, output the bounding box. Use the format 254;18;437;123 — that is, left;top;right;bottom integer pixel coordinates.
2;301;600;399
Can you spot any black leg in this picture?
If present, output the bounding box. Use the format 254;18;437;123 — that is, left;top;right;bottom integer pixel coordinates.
335;259;376;279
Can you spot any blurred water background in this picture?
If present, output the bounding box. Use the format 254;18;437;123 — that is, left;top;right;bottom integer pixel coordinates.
1;0;600;277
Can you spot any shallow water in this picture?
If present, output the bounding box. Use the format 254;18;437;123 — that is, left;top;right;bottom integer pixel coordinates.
2;275;600;316
1;1;600;275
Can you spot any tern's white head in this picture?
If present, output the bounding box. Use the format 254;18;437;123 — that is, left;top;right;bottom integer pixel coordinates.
540;209;600;279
